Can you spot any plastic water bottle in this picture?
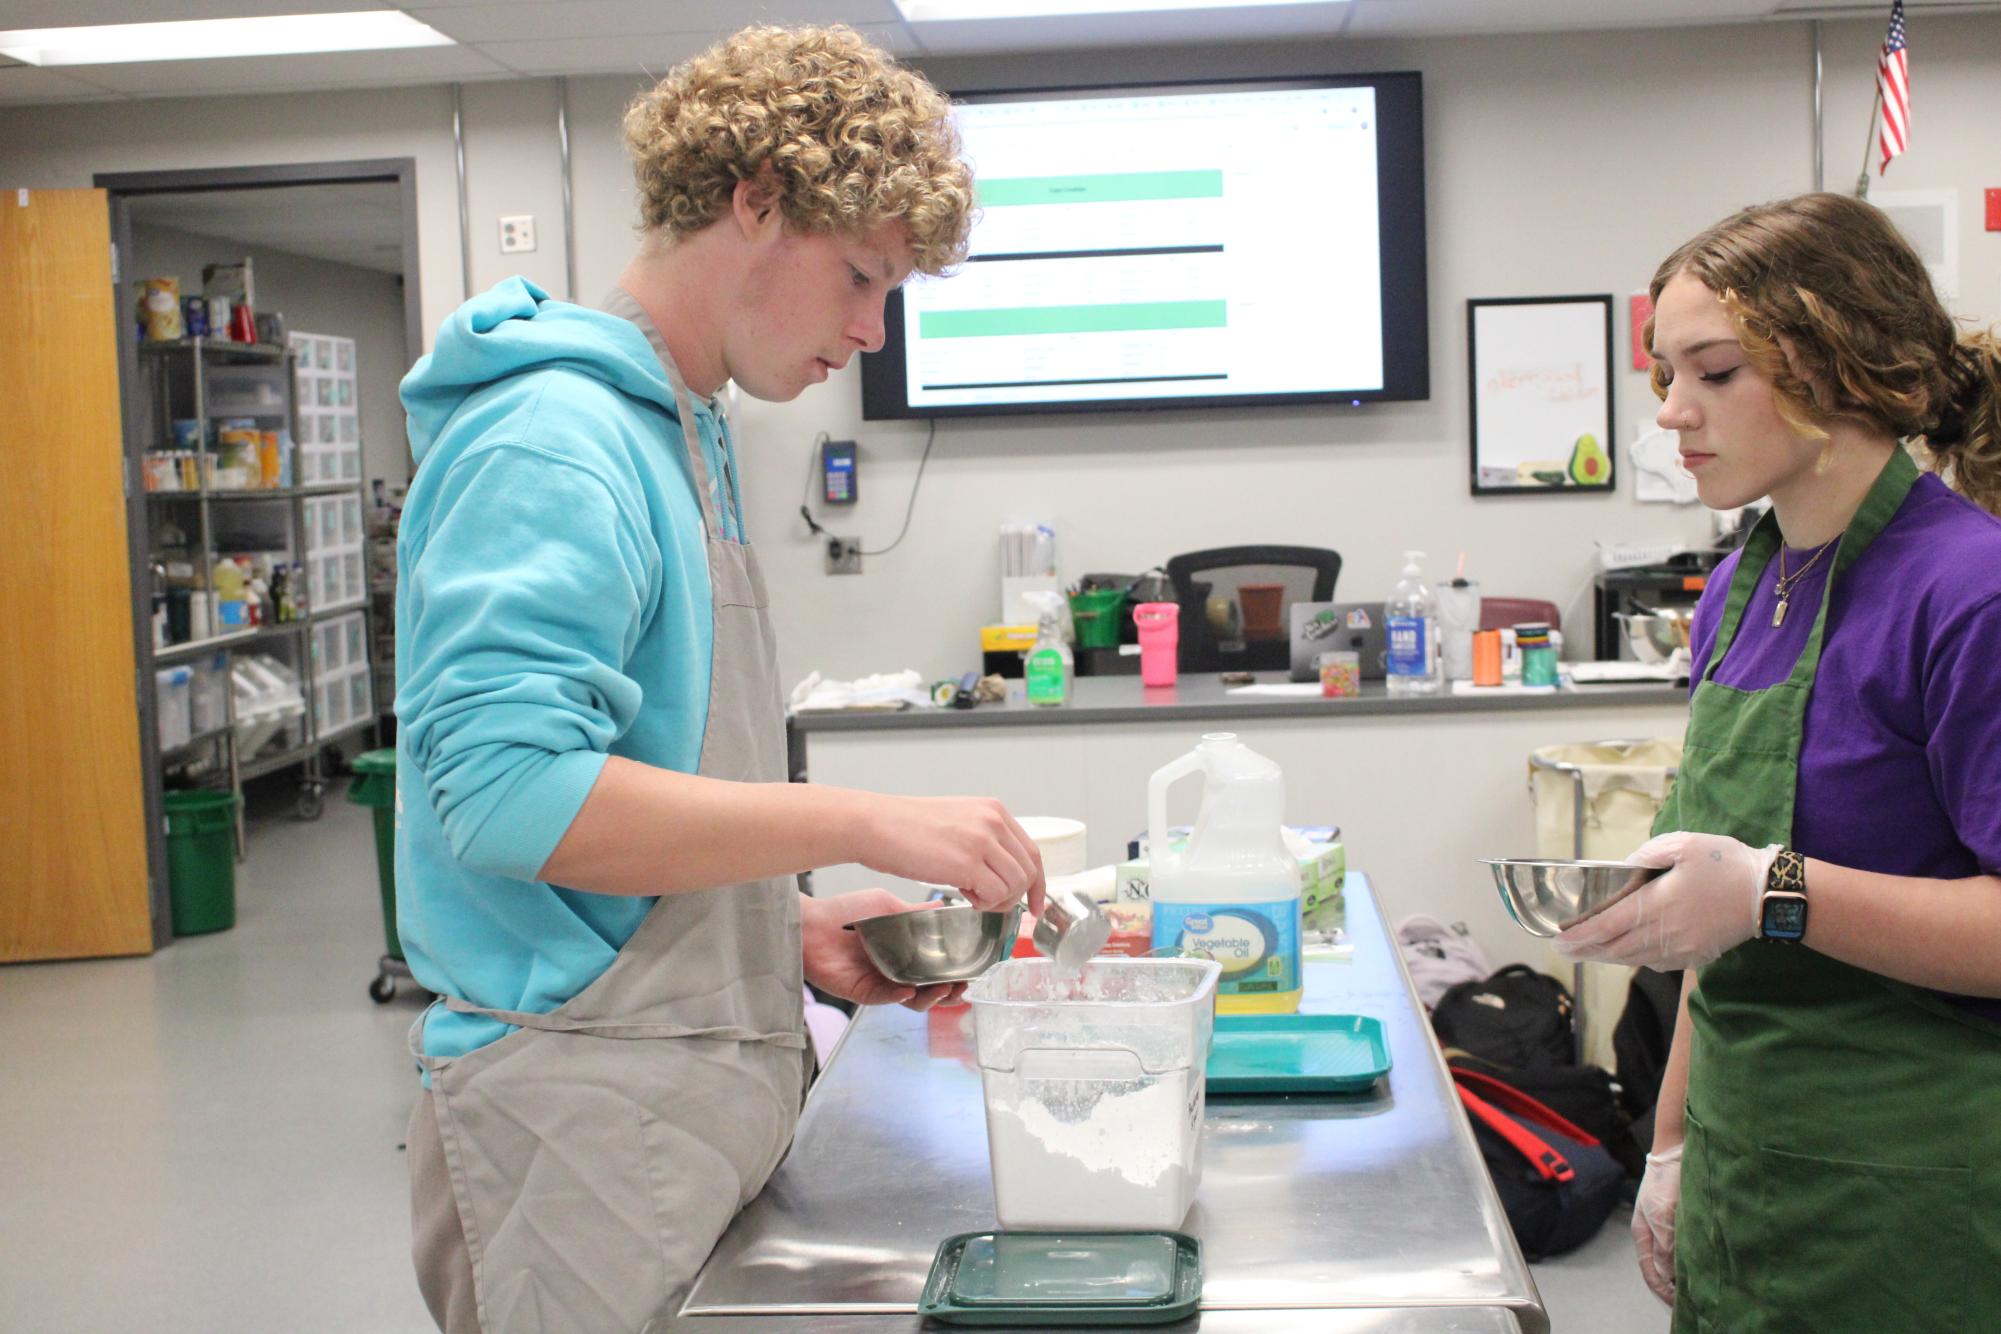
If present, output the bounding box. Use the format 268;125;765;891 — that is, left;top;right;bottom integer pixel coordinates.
1385;550;1440;696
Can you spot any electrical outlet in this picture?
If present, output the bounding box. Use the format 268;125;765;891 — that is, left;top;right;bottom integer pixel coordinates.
499;215;537;254
825;536;863;575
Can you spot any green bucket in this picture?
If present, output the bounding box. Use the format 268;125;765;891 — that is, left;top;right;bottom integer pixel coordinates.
1068;588;1128;650
163;789;239;936
346;748;402;960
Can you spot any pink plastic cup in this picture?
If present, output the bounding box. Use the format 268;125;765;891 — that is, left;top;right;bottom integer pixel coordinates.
1133;602;1180;687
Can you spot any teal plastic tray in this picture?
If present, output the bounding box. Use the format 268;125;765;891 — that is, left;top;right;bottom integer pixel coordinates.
919;1231;1202;1326
1205;1013;1391;1094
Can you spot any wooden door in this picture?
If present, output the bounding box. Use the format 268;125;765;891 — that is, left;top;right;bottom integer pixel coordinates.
1;188;154;960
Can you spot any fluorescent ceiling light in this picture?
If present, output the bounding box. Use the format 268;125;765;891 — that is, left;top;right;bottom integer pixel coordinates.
896;0;1342;17
0;12;455;67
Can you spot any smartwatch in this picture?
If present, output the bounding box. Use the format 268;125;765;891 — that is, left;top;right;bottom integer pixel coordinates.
1758;849;1809;942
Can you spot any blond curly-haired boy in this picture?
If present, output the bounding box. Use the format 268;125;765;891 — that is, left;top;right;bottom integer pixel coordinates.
398;27;1040;1334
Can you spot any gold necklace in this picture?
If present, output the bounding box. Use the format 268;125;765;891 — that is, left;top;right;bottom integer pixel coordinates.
1772;537;1837;627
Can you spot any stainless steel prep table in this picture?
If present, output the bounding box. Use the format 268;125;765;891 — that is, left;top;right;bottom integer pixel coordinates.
655;873;1548;1333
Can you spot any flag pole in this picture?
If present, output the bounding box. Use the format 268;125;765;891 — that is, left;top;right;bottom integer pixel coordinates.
1856;82;1883;199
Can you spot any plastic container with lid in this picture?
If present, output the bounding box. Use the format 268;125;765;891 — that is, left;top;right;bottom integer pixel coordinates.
965;956;1220;1231
920;1230;1202;1326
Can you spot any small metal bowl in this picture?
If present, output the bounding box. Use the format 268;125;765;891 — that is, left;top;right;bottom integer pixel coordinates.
1481;858;1666;938
1617;610;1695;664
842;903;1023;986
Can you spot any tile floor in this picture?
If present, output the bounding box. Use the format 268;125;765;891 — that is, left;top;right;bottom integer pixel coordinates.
0;787;1667;1332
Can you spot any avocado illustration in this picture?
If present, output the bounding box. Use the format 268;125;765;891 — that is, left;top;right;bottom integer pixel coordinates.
1568;432;1609;485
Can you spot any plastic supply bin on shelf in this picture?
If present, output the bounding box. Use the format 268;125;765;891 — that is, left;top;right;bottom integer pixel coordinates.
232;653;305;758
1527;738;1682;1068
163;789;240;934
155;666;193;750
189;652;228;734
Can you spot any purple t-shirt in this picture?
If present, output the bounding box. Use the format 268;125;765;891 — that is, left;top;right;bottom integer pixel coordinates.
1688;472;2001;1019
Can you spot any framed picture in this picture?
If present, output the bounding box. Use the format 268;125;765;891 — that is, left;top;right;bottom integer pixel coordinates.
1468;295;1615;496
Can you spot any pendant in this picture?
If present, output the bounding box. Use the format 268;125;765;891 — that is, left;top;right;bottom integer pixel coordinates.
1772;596;1789;628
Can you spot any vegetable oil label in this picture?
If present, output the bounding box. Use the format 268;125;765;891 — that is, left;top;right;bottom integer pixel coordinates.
1385;616;1428;676
1152;899;1301;996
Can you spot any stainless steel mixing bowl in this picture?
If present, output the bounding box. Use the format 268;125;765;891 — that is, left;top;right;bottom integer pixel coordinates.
1617;609;1695;664
843;903;1023;986
1481;858;1667;937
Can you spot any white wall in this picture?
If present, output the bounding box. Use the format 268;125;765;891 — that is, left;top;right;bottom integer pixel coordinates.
460;78;573;300
3;13;1997;693
565;16;2001;691
0;85;464;364
129;221;410;488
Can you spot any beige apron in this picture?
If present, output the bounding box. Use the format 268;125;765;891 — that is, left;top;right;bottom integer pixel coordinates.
408;289;809;1333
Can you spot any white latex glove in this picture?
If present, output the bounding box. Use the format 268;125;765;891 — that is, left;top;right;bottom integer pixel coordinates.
1633;1143;1682;1307
1554;831;1779;970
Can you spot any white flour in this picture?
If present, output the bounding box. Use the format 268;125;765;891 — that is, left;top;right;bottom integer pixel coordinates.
985;1072;1197;1229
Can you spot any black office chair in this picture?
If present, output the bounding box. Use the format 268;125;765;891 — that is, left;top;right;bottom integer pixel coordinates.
1164;545;1343;673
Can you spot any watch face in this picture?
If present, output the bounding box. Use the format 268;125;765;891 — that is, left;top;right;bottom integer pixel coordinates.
1764;895;1808;941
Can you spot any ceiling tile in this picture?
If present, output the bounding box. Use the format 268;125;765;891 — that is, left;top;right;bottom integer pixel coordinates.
414;0;900;42
469;33;717;77
131;181;406;274
900;5;1353;56
0;0;379;25
0;63;121;103
415;2;697;44
74;42;508;96
1342;0;1773;38
472;21;915;76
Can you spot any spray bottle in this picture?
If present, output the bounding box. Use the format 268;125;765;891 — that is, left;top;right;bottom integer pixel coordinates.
1023;591;1072;707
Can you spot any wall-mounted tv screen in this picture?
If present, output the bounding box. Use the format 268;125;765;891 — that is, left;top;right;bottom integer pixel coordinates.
861;72;1428;420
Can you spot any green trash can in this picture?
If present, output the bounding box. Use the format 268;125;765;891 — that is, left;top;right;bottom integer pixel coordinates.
347;749;402;961
163;789;240;936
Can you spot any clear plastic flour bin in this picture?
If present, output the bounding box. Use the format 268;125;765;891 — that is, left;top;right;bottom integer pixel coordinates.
964;957;1222;1231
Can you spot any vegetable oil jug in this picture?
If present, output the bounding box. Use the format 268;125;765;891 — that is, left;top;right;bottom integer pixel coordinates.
1147;733;1302;1014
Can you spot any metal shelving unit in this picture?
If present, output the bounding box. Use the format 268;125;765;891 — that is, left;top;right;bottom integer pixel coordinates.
136;334;379;854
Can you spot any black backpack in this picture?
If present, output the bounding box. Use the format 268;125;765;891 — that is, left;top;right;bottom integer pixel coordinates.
1452;1067;1625;1261
1434;966;1640;1177
1446;1048;1640;1179
1612;966;1684;1148
1432;964;1575;1068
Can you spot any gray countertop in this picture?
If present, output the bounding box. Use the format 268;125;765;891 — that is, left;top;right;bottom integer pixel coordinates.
792;672;1683;732
655;874;1548;1333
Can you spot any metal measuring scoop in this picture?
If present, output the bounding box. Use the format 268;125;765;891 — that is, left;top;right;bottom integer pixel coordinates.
1031;884;1111;970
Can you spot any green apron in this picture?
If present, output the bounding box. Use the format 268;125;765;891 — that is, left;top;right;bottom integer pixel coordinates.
1659;447;2001;1332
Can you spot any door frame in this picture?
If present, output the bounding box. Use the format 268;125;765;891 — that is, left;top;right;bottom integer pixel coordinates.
96;159;423;947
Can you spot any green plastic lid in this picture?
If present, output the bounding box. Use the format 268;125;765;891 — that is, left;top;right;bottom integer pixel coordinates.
920;1231;1201;1326
351;748;396;775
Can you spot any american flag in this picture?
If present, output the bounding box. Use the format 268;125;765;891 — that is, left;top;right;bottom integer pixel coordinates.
1877;0;1909;173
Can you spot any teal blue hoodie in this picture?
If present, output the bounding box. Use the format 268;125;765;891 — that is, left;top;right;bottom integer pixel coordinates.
394;278;742;1065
